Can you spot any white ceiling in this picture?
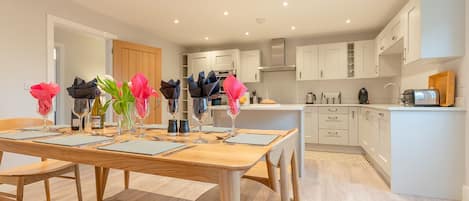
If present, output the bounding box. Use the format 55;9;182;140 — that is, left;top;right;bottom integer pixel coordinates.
71;0;408;47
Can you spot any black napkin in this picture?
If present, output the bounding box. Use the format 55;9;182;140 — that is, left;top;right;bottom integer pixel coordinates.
66;77;98;99
186;71;220;98
159;79;181;99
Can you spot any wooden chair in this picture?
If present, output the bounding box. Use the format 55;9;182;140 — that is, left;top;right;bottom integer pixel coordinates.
0;118;83;201
243;129;300;201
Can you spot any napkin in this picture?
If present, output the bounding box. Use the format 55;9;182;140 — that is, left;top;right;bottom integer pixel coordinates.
223;75;247;115
186;71;220;98
30;82;60;116
159;79;181;99
66;77;98;99
130;73;158;118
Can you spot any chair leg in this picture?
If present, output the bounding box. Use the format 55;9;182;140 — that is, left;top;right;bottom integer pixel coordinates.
266;162;279;192
16;177;24;201
291;152;300;201
74;165;83;201
44;179;51;201
124;170;130;189
279;155;291;201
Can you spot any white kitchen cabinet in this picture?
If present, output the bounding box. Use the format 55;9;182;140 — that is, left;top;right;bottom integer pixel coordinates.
240;50;261;83
303;107;318;143
211;49;240;71
402;0;464;64
354;40;377;78
296;45;319;81
359;109;372;152
318;43;348;80
188;52;211;79
377;111;391;175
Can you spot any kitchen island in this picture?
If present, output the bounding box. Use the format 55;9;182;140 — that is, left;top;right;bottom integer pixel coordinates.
211;104;306;176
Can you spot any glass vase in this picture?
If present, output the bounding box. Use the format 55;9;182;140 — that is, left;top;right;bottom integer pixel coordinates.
114;102;135;135
226;99;240;137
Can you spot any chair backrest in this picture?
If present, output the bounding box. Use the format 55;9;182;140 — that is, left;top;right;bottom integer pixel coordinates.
267;128;298;166
0;118;52;131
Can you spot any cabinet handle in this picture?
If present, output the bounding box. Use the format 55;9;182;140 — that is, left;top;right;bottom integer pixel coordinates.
403;48;407;62
299;72;302;79
328;108;338;112
328;116;339;120
255;73;257;81
328;131;339;136
380;46;384;50
320;70;323;78
379;113;384;118
352;111;355;119
392;36;396;41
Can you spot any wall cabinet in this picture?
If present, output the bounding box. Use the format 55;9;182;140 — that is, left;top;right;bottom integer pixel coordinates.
318;43;348;80
296;45;319;80
354;40;377;78
239;50;261;83
187;49;240;78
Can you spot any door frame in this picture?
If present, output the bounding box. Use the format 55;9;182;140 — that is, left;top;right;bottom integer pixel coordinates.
46;14;117;121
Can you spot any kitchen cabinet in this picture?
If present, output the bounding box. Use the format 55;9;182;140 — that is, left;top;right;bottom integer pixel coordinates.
303;107;318;143
354;40;377;78
211;49;240;71
377;111;391;174
318;43;348;80
402;0;464;64
240;50;261;83
187;49;240;77
318;106;349;146
188;52;211;79
296;45;319;81
349;107;359;146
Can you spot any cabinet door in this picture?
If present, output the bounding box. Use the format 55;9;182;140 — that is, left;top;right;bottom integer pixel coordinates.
368;110;380;160
240;50;261;83
212;50;239;71
349;107;359;146
377;111;391;174
188;53;211;79
404;1;421;64
318;43;347;80
359;109;371;151
354;40;378;78
296;46;319;80
304;107;318;143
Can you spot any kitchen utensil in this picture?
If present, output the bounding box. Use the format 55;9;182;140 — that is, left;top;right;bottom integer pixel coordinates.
358;88;369;104
306;92;316;104
428;71;455;107
322;92;341;104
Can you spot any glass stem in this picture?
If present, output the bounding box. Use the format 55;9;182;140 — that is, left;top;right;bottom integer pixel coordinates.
79;116;84;133
43;116;47;130
231;116;236;137
140;118;144;137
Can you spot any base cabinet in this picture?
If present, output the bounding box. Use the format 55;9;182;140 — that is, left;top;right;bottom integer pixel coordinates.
304;107;318;143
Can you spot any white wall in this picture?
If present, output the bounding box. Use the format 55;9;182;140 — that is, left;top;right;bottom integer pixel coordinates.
0;0;184;168
54;26;106;125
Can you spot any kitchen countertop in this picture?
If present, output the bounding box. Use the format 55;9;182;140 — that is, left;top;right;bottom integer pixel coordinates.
210;104;466;112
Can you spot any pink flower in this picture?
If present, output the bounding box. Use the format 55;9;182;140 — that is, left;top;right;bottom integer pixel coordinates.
223;75;247;115
130;73;159;99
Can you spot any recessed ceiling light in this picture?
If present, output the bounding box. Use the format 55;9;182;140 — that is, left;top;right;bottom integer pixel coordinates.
224;11;229;16
346;19;351;24
245;32;250;36
204;37;209;40
291;26;296;30
283;1;289;6
173;19;179;24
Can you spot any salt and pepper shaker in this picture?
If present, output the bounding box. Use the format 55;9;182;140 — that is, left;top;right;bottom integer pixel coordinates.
179;119;190;136
167;119;178;136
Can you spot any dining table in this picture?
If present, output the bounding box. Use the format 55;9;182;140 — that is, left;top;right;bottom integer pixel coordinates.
0;126;293;201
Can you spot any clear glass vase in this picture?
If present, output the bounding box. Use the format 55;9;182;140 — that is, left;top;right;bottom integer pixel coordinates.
114;102;135;135
226;100;240;137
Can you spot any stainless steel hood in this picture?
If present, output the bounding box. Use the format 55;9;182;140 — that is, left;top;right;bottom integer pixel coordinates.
258;38;296;72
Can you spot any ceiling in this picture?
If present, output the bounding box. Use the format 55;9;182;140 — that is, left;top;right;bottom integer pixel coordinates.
71;0;408;47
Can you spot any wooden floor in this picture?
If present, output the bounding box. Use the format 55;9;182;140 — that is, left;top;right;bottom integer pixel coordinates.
1;151;452;201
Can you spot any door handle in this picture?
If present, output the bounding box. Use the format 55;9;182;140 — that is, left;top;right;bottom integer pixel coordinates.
320;70;324;78
352;111;355;119
255;73;257;81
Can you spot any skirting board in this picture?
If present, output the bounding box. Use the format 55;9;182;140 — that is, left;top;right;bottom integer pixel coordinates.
305;143;364;154
463;185;469;201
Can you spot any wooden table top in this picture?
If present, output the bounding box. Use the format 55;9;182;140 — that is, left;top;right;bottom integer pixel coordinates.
0;128;289;171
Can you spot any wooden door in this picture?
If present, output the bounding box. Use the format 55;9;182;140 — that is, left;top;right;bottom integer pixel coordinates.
318;43;347;80
113;40;162;124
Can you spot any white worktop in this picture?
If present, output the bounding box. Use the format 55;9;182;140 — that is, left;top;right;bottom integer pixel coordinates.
210;104;465;112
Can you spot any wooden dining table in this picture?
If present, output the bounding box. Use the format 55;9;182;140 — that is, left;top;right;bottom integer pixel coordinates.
0;127;291;201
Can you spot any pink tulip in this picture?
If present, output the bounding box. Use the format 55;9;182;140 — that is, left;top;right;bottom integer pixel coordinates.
130;73;158;100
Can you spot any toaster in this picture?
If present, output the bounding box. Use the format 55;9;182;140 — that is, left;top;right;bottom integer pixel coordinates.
402;89;440;106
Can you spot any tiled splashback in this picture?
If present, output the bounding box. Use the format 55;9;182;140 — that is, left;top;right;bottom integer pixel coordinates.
245;71;398;104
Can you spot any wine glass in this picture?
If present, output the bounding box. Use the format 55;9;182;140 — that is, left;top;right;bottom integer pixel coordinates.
37;99;52;131
167;99;179;136
192;97;208;144
226;99;240;137
135;99;150;137
72;98;90;134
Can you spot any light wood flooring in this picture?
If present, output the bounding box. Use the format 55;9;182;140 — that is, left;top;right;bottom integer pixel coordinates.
1;151;453;201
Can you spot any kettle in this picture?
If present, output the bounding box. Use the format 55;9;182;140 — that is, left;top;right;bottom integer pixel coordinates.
358;88;369;104
306;92;316;104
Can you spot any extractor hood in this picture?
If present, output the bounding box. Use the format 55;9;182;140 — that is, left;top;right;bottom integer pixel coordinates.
258;38;296;72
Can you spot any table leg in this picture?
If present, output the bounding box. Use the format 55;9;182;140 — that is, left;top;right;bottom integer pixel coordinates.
218;170;241;201
101;168;110;199
94;167;102;201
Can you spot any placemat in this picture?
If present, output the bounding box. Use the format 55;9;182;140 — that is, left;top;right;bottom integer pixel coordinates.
142;124;168;130
195;126;231;133
225;133;280;146
98;140;186;156
0;131;62;140
22;125;70;131
34;135;112;147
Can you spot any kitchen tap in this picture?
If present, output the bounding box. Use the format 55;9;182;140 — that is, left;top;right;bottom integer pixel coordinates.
384;82;401;104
